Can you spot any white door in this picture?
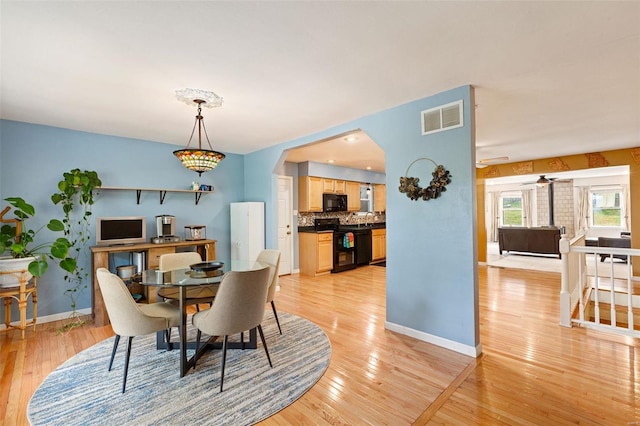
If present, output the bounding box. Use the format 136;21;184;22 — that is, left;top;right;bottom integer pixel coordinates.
277;176;293;275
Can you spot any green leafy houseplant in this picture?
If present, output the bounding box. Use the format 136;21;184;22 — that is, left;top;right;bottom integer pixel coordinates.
51;169;102;329
0;197;73;282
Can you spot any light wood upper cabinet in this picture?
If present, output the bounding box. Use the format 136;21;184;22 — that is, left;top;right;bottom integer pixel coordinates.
322;178;335;194
299;176;323;212
373;184;386;212
322;178;346;194
346;181;360;211
299;175;382;212
371;228;386;262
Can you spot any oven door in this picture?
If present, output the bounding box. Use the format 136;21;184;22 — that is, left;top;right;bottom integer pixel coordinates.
332;231;356;272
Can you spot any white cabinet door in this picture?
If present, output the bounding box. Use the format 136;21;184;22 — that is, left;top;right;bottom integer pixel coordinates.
230;202;265;270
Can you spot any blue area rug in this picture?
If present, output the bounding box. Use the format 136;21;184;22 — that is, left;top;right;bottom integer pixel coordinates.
28;312;331;425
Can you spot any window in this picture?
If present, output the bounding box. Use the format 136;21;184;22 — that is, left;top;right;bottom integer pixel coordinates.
500;193;523;226
590;189;622;227
359;184;372;213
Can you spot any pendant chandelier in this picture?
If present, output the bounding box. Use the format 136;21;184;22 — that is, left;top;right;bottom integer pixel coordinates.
173;88;226;176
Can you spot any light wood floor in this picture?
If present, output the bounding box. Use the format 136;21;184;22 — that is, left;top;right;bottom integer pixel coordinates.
1;265;639;425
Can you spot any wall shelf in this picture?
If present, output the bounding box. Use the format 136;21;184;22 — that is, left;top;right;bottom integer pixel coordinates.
98;186;213;205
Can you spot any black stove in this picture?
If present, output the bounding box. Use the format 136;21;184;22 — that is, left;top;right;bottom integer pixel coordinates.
315;218;357;272
314;218;340;232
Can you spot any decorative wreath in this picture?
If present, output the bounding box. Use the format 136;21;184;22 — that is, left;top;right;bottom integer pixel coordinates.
398;157;452;201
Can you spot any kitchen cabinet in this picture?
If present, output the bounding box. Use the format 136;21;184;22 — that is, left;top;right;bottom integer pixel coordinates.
299;232;333;276
373;184;386;212
298;176;323;212
346;181;360;211
322;178;346;194
322;179;334;193
371;228;386;262
299;175;382;212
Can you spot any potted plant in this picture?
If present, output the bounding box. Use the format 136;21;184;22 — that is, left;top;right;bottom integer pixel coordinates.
51;169;101;329
0;197;72;287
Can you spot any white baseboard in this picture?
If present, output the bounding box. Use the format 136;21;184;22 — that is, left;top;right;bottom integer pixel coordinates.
385;320;482;358
0;308;92;330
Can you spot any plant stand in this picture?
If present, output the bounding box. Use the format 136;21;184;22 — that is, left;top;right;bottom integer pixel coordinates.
0;269;37;339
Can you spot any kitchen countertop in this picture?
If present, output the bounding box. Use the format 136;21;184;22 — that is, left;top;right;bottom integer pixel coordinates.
340;224;386;231
298;223;385;233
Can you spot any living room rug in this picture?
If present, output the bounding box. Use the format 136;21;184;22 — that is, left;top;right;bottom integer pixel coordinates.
486;243;628;279
27;311;331;425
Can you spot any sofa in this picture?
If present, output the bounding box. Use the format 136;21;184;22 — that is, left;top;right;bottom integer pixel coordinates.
498;227;561;258
597;236;631;262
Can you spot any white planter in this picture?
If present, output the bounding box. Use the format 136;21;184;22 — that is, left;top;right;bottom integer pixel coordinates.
0;256;37;288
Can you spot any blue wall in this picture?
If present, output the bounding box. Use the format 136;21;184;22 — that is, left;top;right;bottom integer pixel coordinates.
0;120;244;319
298;161;386;184
243;85;479;351
1;84;479;352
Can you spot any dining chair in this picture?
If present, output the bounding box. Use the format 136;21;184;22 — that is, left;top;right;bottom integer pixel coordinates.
156;252;216;310
253;249;282;334
192;266;272;392
96;268;181;393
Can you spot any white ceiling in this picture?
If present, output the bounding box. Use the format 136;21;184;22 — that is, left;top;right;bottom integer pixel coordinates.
1;2;639;172
485;165;629;186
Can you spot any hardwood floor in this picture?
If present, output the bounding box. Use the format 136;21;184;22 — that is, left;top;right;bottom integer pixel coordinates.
1;265;639;425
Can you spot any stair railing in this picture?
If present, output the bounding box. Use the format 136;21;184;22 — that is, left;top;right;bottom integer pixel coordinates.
560;233;640;338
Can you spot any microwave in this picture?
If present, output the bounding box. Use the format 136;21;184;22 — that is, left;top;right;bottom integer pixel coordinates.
323;193;347;212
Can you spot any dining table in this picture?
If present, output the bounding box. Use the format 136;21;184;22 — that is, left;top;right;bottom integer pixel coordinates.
139;267;258;377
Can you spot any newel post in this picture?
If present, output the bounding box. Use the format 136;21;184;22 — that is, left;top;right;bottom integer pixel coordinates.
559;234;572;327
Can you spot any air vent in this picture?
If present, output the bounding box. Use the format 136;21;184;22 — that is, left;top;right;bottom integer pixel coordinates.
421;100;463;135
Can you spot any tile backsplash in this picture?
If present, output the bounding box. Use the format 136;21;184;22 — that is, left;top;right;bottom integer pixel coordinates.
298;211;386;227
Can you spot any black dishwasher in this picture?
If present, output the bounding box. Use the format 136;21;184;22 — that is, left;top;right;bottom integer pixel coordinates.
353;229;372;265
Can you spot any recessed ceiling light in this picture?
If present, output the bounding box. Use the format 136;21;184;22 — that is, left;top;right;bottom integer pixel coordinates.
328;159;335;164
344;136;357;142
366;166;372;170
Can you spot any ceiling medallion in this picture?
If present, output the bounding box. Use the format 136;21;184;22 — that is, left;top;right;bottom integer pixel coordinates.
173;88;226;176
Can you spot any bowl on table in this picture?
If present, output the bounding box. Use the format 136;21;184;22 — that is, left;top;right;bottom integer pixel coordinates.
188;261;224;278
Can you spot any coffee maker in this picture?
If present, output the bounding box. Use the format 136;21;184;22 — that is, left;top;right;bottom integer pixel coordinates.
152;215;179;243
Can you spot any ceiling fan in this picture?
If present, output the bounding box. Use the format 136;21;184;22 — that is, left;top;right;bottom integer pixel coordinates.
475;156;509;168
521;175;573;186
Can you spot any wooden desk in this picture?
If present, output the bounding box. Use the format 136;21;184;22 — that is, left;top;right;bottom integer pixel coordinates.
90;239;216;327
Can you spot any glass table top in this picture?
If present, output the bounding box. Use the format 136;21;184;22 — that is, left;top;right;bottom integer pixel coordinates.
140;268;224;287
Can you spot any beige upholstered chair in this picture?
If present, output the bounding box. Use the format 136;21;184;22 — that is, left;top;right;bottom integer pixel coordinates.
156;252;216;309
253;249;282;334
192;266;272;392
96;268;181;393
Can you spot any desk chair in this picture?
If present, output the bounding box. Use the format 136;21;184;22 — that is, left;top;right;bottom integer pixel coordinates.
192;266;272;392
97;268;181;393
